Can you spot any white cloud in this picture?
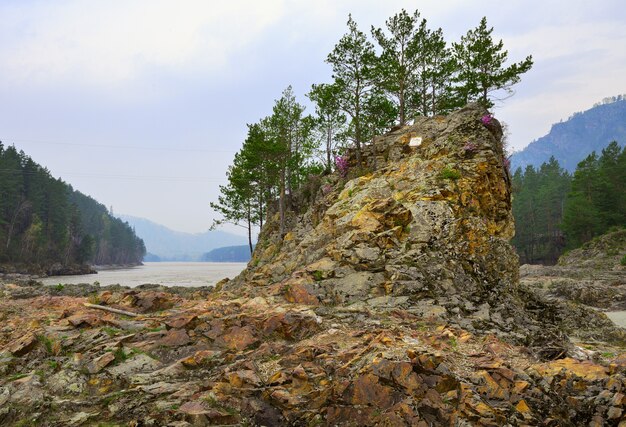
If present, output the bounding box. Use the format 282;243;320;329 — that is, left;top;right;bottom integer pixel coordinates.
1;0;286;87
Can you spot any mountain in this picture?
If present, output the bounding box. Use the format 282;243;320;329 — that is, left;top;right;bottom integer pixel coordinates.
511;96;626;172
201;245;253;262
119;215;248;261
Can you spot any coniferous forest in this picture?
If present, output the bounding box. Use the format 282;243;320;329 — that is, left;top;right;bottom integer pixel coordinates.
512;141;626;264
0;142;145;270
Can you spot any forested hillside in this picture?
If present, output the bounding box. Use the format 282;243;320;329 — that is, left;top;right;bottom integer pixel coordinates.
512;141;626;264
0;143;145;270
510;96;626;172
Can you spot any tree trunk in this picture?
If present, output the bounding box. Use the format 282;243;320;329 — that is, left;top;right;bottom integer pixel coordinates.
279;167;286;238
247;206;253;255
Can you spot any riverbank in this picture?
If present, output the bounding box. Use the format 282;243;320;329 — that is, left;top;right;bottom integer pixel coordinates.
0;262;96;281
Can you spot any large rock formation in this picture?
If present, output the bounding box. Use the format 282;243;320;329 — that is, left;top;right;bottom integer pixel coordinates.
227;104;611;342
234;105;514;303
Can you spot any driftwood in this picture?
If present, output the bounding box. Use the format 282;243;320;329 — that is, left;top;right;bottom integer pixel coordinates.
83;302;139;317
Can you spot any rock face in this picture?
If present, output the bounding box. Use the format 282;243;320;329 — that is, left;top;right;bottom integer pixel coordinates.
1;282;626;426
234;105;515;303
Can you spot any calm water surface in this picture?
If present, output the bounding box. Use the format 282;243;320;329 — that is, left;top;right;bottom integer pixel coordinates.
40;262;246;288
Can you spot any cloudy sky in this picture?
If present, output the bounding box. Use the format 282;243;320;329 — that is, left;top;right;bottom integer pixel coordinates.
1;0;624;234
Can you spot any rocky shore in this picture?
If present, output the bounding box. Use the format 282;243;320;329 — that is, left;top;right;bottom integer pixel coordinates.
0;263;97;281
0;281;625;426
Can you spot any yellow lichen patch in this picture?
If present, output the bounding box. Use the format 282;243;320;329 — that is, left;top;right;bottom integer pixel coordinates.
515;399;531;414
533;358;609;381
283;232;295;242
350;209;382;233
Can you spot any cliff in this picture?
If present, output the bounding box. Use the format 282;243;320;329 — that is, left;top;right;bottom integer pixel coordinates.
2;105;626;426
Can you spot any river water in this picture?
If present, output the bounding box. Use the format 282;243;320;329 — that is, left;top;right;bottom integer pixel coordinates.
39;262;247;288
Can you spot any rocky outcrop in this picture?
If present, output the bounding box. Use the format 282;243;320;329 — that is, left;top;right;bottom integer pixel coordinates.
521;229;626;311
227;104;619;344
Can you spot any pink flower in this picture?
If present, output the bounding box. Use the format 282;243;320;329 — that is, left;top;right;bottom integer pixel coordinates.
463;141;478;154
503;156;511;171
335;155;348;178
481;114;493;125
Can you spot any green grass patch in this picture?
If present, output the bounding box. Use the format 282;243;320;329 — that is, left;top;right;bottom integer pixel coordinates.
102;327;121;337
439;167;461;181
7;373;29;382
620;254;626;266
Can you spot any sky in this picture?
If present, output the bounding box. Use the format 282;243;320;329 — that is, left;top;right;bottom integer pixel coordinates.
0;0;625;234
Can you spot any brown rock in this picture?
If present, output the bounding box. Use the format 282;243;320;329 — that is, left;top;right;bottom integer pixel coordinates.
608;406;623;420
157;329;191;347
179;401;211;415
165;314;198;330
67;313;100;328
284;282;319;305
88;351;116;373
346;374;395;409
227;370;262;387
8;332;38;356
219;326;258;351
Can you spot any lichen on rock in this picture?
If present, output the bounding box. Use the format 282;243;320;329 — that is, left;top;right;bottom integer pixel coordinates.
228;104;534;336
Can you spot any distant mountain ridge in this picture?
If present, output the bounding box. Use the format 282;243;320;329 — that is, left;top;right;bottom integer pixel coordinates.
201;245;253;262
511;96;626;172
119;215;247;261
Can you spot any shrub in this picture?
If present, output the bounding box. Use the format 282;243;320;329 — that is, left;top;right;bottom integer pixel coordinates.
439;167;461;181
620;254;626;266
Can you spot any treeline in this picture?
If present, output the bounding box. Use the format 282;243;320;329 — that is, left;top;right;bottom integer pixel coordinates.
0;143;145;268
211;9;533;252
512;141;626;264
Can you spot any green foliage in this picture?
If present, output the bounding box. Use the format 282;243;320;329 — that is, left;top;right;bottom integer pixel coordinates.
620;255;626;266
0;142;145;266
562;142;626;248
513;144;626;263
512;157;571;264
213;10;533;248
211;86;322;243
439;167;461;181
307;83;347;171
452;17;533;107
113;347;129;364
326;15;381;162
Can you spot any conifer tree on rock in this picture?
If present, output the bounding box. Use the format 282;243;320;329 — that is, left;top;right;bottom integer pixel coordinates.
453;17;533;107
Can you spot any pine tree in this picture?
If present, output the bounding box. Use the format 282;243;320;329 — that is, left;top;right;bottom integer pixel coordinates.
307;83;347;172
371;9;422;124
327;15;378;164
452;17;533;107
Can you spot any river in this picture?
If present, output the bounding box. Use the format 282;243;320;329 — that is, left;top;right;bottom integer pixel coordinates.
39;262;247;288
